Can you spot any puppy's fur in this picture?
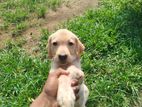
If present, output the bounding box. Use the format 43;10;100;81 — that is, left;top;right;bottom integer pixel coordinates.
47;29;89;107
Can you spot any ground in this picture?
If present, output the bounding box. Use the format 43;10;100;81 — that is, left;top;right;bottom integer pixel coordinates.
0;0;98;54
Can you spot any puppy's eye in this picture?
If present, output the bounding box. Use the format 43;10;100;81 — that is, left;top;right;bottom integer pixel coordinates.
52;42;58;46
68;42;74;46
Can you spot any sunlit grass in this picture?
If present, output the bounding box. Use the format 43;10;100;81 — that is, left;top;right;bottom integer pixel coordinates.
0;0;62;36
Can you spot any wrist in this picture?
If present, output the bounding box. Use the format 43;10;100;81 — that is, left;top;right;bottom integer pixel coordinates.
42;92;58;107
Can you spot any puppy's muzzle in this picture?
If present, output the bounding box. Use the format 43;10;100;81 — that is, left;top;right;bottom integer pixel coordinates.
58;54;67;62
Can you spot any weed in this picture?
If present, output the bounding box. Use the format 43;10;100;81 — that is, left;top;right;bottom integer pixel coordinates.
2;9;28;24
12;22;27;37
36;7;47;18
47;0;62;9
0;22;8;31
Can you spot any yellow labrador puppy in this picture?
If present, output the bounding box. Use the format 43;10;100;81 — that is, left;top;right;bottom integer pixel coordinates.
47;29;89;107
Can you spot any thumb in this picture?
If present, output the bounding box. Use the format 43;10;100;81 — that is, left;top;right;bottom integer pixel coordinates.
55;69;69;78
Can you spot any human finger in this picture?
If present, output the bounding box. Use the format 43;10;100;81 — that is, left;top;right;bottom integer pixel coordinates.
71;79;79;87
55;68;69;77
72;86;79;94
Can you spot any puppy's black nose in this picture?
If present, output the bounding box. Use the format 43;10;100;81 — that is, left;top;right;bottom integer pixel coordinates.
58;54;67;61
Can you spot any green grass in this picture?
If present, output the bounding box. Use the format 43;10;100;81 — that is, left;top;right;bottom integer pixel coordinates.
0;45;50;106
0;0;142;107
0;0;62;36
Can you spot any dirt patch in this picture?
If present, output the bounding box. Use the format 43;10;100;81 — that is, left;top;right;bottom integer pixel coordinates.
44;0;98;31
0;33;11;49
23;0;98;55
0;0;98;54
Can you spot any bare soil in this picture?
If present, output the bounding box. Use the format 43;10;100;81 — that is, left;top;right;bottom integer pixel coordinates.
0;0;98;54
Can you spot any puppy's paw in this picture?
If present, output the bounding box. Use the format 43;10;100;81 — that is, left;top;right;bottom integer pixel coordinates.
67;65;84;84
57;89;75;107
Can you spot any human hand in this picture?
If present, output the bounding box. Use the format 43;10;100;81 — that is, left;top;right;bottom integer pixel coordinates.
30;68;80;107
43;68;69;101
71;79;80;100
43;69;80;101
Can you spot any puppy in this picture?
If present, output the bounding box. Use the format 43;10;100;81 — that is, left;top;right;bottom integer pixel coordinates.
47;29;89;107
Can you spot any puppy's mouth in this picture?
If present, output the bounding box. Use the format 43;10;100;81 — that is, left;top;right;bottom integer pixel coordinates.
58;61;71;69
59;60;68;65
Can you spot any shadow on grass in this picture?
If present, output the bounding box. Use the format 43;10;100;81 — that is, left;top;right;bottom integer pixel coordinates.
117;1;142;63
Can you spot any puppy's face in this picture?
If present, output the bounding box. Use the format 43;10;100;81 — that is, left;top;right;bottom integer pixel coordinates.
47;29;85;66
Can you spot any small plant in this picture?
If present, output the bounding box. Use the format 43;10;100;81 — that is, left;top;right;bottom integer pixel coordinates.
12;22;27;37
36;7;47;18
47;0;62;9
0;22;8;30
2;9;28;24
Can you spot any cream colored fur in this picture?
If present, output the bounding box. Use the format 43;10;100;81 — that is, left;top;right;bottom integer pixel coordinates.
47;29;89;107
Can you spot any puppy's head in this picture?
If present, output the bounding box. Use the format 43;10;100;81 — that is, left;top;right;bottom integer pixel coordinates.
47;29;85;66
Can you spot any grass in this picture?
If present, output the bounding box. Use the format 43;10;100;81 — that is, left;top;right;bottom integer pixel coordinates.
0;45;50;106
0;0;62;36
0;0;142;107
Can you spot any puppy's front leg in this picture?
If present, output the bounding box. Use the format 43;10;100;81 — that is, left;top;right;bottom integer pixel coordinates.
57;75;75;107
75;84;89;107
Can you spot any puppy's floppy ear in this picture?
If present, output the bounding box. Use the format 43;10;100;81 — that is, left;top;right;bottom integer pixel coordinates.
47;36;53;59
76;38;85;56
